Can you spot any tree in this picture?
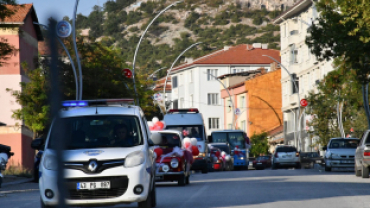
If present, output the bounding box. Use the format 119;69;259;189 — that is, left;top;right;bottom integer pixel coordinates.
0;0;18;67
306;58;368;145
6;62;50;139
250;132;270;157
305;0;370;128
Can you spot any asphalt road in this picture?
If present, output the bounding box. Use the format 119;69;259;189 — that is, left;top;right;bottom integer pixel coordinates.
2;168;370;208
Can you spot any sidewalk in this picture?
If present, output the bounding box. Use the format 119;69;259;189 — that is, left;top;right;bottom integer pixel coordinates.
1;176;33;188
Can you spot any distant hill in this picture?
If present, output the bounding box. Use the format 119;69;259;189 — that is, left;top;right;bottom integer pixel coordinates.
72;0;297;77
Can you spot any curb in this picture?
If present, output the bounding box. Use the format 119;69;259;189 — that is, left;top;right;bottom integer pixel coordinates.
2;178;34;188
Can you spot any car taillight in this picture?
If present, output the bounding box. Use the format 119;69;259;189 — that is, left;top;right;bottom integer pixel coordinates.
364;152;370;156
274;152;278;158
296;152;300;157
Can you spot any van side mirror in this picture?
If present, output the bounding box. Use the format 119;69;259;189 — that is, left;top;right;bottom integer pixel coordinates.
31;138;44;150
322;146;327;151
148;139;154;146
207;135;212;143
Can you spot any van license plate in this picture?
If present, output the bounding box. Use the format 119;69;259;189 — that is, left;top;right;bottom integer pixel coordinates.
77;181;110;190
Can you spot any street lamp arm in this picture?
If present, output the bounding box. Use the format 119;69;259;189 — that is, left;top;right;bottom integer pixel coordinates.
164;42;202;110
205;72;235;130
72;0;83;100
133;0;183;106
34;22;79;100
147;67;167;80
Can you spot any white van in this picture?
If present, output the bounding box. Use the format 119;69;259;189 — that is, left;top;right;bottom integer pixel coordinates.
164;109;210;173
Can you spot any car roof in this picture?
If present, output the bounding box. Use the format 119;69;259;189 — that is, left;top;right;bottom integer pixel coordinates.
330;137;359;140
211;130;245;133
151;130;182;135
60;106;140;118
276;145;296;148
209;143;228;146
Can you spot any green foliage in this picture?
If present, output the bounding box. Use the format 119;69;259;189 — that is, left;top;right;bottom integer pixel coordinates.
184;12;200;29
306;58;368;145
0;0;18;66
6;62;50;139
250;132;270;157
213;11;230;25
205;0;223;8
126;11;143;25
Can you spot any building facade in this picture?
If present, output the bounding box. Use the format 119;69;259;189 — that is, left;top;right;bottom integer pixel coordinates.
220;68;283;138
169;44;280;135
273;0;333;151
0;4;43;170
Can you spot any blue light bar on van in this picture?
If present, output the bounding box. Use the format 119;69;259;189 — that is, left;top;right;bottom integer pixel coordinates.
61;99;135;108
62;101;88;107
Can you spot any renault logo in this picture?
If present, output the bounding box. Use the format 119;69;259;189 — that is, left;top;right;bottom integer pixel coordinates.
88;161;98;172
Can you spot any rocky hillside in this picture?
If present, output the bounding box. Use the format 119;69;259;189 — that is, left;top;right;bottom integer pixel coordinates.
73;0;298;77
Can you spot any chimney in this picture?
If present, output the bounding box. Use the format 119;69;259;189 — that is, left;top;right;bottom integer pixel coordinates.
252;43;262;48
262;43;268;49
270;62;278;71
185;57;194;63
224;45;231;50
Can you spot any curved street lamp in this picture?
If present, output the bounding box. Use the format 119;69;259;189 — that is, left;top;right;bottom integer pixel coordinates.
163;42;202;110
262;55;303;151
72;0;83;100
132;0;183;106
206;72;236;130
34;22;79;100
147;67;167;81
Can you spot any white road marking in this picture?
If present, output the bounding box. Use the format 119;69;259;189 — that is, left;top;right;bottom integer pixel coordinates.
179;184;209;208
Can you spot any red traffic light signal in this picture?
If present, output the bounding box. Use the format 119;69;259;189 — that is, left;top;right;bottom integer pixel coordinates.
122;68;132;79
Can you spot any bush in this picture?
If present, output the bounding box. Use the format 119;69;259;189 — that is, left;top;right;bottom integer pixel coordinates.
2;162;32;178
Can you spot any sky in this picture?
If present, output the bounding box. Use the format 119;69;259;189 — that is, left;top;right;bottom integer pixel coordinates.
17;0;109;25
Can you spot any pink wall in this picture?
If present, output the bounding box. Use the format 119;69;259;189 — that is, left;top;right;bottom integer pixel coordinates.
0;35;20;75
0;133;34;170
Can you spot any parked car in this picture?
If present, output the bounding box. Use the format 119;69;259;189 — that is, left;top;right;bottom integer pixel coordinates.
271;145;301;169
355;130;370;178
209;130;250;170
209;143;234;171
324;137;359;172
30;137;45;182
151;130;191;186
36;99;157;208
164;108;210;173
209;147;224;171
253;155;272;170
299;152;324;169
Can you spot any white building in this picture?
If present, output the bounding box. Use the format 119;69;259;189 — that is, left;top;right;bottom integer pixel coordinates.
273;0;334;151
168;44;280;135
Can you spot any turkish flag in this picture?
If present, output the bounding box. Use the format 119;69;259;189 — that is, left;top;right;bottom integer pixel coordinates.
122;68;132;79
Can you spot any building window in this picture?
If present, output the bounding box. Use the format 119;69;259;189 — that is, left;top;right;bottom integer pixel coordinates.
209;118;220;130
292;74;299;94
173;99;178;109
208;93;219;105
190;94;193;107
286;111;295;133
228;124;232;129
207;69;218;81
172;76;178;88
240;96;245;108
189;70;193;83
290;45;298;64
241;120;246;131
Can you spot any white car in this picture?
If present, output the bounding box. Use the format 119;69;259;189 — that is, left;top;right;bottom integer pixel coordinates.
324;137;359;171
39;99;156;208
271;145;301;169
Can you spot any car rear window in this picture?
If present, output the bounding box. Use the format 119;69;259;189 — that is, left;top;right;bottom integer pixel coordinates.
329;139;359;149
158;133;181;147
276;147;297;152
165;125;204;141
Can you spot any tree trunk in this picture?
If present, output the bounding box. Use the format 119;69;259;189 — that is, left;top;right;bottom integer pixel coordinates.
361;83;370;129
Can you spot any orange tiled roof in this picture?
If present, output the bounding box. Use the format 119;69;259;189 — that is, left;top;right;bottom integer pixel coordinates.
170;44;280;73
1;4;33;23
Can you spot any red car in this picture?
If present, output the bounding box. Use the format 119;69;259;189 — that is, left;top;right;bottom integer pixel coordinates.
210;147;224;171
152;130;192;186
253;155;272;170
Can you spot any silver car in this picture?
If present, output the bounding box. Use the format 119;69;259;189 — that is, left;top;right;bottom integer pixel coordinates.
355;130;370;178
271;145;301;169
324;138;359;172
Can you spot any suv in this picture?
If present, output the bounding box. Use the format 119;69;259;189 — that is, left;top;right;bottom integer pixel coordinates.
355;131;370;178
36;99;156;208
324;137;359;172
271;145;301;169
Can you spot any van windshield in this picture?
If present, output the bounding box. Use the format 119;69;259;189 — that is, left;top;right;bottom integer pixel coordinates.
212;132;246;149
48;116;143;150
165;125;204;141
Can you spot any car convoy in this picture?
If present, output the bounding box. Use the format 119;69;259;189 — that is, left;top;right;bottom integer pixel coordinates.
26;98;370;208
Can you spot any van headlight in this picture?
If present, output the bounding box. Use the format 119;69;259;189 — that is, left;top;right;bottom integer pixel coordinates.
125;151;145;168
170;158;179;168
43;155;57;170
